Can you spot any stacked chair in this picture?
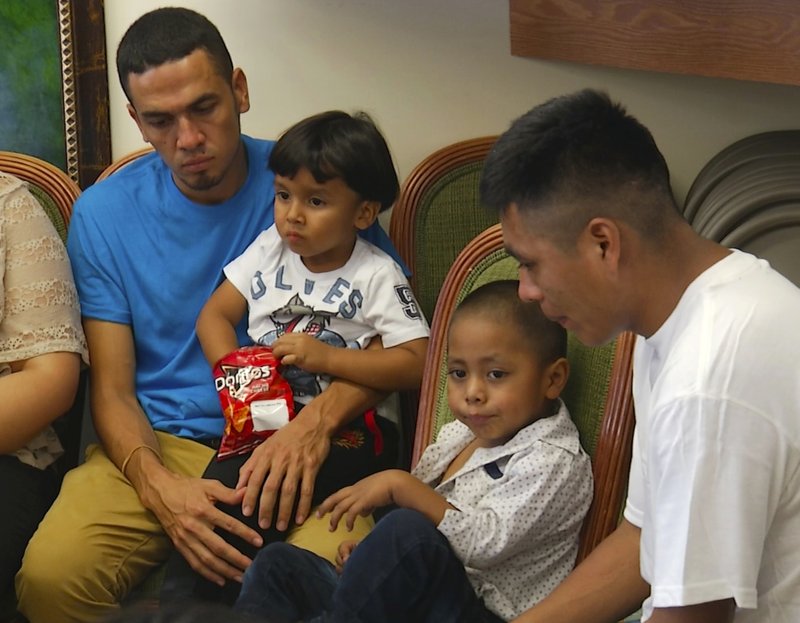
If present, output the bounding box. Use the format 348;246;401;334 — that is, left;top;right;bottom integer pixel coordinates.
683;130;800;286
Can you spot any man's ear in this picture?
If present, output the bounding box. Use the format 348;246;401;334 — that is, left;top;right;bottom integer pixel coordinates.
585;217;621;272
127;103;148;142
354;200;381;230
231;68;250;114
543;356;570;400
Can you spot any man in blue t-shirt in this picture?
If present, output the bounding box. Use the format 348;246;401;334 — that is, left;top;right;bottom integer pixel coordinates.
16;8;404;622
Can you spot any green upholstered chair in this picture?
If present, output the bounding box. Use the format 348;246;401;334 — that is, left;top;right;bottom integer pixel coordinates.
389;136;499;463
0;151;86;620
390;136;499;324
412;223;636;564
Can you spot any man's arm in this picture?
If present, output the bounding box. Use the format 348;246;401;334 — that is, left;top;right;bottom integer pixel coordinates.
513;519;649;623
648;601;735;623
0;352;81;453
84;318;262;585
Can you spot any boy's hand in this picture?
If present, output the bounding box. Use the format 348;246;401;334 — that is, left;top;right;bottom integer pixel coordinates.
335;539;360;573
272;333;331;374
317;470;406;531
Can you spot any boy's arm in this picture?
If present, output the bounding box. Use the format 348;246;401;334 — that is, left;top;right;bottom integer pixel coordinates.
84;318;262;586
195;279;248;366
271;335;429;391
317;469;455;531
512;519;649;623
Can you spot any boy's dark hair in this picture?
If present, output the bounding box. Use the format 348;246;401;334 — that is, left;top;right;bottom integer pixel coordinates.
116;7;234;102
480;89;681;246
453;280;566;365
269;110;400;212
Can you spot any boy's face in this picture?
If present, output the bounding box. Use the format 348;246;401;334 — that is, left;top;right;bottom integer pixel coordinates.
125;48;250;205
446;311;565;447
274;168;379;273
501;202;623;347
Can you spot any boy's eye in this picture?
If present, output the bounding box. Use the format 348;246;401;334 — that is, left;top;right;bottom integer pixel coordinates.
447;369;466;380
275;190;290;201
309;197;325;207
488;370;506;380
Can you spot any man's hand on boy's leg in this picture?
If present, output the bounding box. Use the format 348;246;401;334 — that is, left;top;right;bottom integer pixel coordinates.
237;407;332;532
237;368;385;534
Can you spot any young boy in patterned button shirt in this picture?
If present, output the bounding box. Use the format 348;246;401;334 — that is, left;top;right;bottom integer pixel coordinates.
234;280;593;623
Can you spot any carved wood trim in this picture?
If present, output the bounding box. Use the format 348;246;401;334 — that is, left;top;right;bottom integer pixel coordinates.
60;0;111;188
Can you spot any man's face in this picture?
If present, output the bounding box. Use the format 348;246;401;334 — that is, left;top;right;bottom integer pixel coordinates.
501;202;622;346
126;48;250;204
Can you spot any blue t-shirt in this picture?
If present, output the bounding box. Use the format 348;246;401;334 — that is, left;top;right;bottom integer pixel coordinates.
67;135;404;439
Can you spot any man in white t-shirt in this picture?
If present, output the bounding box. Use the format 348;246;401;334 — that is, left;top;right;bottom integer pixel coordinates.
479;88;800;623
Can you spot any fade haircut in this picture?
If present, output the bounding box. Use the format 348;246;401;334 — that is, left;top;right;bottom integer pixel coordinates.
452;280;566;365
116;7;234;103
480;89;681;247
269;111;400;212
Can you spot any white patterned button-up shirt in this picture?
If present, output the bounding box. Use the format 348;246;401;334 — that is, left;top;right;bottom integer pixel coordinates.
412;401;593;620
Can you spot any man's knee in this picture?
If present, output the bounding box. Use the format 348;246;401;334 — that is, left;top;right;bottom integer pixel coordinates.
16;529;110;622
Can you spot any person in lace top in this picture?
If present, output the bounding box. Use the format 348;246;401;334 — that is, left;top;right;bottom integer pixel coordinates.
0;171;87;598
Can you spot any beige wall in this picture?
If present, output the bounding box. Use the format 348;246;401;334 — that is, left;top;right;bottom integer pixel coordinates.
105;0;800;205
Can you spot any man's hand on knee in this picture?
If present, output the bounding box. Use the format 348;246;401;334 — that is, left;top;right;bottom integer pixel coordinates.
237;408;331;532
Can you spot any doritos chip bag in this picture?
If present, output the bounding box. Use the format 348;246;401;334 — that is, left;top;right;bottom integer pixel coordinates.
213;345;295;460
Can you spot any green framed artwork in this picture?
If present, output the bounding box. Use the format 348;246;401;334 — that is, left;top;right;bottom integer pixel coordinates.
0;0;110;187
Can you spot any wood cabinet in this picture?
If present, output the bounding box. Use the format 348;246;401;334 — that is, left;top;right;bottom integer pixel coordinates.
510;0;800;87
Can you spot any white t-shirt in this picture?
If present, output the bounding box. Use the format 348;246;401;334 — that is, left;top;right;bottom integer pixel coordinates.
624;250;800;622
224;225;429;405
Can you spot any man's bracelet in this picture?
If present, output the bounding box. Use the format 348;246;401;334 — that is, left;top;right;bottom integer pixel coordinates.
121;444;161;478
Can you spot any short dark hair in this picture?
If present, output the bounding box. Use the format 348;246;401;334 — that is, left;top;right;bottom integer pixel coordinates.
269;111;400;212
480;89;680;245
452;280;566;365
116;7;234;102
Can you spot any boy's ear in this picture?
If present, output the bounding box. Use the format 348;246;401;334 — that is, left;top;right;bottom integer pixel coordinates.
543;356;569;400
354;200;381;231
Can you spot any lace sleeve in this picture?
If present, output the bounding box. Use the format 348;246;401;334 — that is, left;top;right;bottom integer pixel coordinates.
0;173;88;364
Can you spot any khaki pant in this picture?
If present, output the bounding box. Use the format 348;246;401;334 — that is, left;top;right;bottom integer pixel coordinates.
16;432;372;623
